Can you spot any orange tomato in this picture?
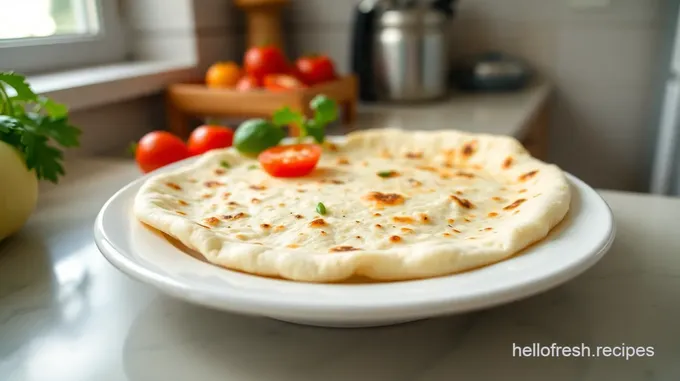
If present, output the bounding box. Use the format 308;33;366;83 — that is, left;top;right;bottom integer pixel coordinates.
205;61;242;88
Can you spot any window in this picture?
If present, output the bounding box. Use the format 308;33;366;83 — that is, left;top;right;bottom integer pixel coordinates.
0;0;127;74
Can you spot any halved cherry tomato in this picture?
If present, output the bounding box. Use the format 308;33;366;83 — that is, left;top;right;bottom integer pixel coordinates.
244;45;288;82
258;144;322;178
188;125;234;156
295;55;337;85
263;74;306;92
135;131;190;173
235;75;260;91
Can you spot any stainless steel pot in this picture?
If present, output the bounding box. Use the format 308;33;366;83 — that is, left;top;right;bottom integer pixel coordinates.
351;0;457;102
374;8;449;101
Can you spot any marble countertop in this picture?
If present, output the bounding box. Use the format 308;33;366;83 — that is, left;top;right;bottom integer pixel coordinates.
2;158;679;381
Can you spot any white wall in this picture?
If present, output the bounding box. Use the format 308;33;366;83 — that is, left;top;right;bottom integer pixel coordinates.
284;0;667;191
69;0;243;157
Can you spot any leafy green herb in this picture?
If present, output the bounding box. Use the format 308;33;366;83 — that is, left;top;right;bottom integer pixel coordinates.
0;72;81;183
377;170;396;178
248;164;258;170
316;202;327;215
271;95;338;144
220;160;231;168
127;142;138;157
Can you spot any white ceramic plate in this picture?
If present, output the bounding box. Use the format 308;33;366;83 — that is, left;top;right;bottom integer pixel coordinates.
94;154;615;328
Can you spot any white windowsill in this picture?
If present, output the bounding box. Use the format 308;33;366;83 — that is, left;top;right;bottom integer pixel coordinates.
28;60;199;112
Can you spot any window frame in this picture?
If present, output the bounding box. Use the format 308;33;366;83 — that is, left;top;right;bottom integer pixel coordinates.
0;0;127;74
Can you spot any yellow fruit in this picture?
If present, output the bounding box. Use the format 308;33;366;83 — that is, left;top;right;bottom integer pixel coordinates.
0;141;38;241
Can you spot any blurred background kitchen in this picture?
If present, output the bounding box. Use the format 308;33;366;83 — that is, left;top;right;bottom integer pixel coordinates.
1;0;679;195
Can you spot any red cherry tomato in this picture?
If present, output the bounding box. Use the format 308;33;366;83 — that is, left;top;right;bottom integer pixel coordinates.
244;45;288;82
135;131;190;173
235;75;260;91
295;55;337;85
258;144;322;178
187;125;234;156
263;74;307;92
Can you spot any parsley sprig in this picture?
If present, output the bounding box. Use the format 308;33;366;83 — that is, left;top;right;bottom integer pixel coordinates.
0;72;81;183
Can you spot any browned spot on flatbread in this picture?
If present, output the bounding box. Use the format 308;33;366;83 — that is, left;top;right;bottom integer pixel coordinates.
375;224;383;229
518;189;527;194
294;214;304;219
405;151;423;159
330;179;345;185
236;234;248;241
260;223;271;229
503;199;527;210
202;194;212;199
275;225;286;232
330;246;359;252
513;210;521;215
492;196;503;202
416;165;437;172
450;195;475;209
482;227;493;232
502;156;513;169
447;218;455;224
400;227;415;234
442;232;452;237
197;223;211;229
166;182;182;190
222;192;231;199
392;216;415;224
214;168;226;175
452;229;462;233
177;200;188;206
408;178;422;187
389;235;402;243
419;213;430;223
455;190;464;196
488;212;498;218
327;143;339;152
380;149;392;159
204;217;220;226
287;244;299;248
337;157;350;165
204;181;223;188
464;218;472;223
223;212;248;220
518;170;539;182
320;230;327;236
456;171;475;179
251;198;261;204
363;192;405;206
309;218;327;228
249;184;267;191
278;203;286;207
374;213;382;217
461;141;478;158
227;201;240;206
176;211;186;216
297;189;307;193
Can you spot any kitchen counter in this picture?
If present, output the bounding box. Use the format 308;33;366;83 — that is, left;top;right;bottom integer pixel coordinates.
349;81;550;138
2;158;679;381
328;80;552;159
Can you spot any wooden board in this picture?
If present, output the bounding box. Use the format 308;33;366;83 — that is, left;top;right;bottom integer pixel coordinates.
166;75;358;138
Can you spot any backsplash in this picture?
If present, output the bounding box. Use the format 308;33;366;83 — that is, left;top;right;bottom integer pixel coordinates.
283;0;667;191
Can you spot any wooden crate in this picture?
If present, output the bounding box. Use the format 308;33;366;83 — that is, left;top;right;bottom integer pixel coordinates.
166;75;358;138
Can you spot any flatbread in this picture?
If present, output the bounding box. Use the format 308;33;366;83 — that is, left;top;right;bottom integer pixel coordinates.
133;128;571;282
